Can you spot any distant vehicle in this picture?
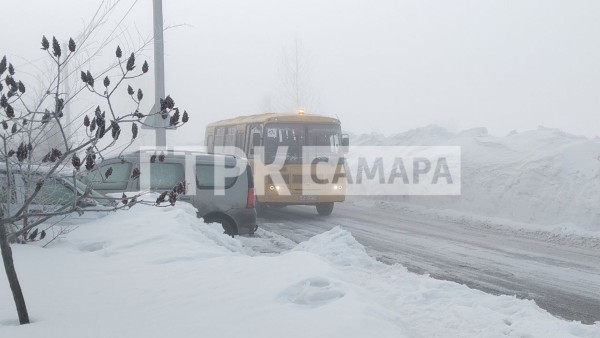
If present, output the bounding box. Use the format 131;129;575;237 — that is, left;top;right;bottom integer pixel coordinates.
85;151;257;236
205;111;349;216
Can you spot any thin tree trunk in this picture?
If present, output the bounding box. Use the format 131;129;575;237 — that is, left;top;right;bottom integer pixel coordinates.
0;223;29;325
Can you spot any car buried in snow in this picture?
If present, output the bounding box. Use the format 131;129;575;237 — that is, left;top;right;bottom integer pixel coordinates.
0;167;114;226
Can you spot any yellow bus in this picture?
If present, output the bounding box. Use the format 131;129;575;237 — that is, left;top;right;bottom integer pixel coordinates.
205;111;348;216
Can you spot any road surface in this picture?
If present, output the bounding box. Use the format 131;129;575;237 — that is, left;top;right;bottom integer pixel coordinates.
257;200;600;324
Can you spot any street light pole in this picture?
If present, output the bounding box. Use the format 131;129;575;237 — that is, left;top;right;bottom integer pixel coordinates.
153;0;166;147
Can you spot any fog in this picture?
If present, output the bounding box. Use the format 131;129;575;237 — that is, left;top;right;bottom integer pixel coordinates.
3;0;600;145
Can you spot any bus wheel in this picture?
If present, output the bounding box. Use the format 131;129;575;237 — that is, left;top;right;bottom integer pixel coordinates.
316;202;334;216
255;201;266;217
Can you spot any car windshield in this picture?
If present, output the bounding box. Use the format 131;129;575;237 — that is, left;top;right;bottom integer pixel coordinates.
32;178;75;205
263;123;342;164
74;179;108;200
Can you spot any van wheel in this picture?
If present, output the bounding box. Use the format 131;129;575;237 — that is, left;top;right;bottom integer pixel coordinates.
220;218;237;237
205;215;238;237
316;202;334;216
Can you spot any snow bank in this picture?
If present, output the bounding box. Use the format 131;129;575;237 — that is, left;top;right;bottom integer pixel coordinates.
350;126;600;231
1;204;599;337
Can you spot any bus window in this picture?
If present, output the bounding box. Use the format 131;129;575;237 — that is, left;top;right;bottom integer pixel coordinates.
247;124;263;157
264;124;305;164
236;131;245;150
215;127;226;148
207;135;214;152
225;126;236;147
307;125;342;155
261;123;342;163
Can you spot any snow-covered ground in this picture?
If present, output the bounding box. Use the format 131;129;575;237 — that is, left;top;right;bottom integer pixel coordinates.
1;202;598;337
350;126;600;233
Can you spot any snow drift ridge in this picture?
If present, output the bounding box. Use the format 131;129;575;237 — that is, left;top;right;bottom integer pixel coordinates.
349;125;600;230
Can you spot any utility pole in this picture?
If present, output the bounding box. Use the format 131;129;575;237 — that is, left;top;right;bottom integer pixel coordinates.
63;43;71;138
295;39;300;110
153;0;166;147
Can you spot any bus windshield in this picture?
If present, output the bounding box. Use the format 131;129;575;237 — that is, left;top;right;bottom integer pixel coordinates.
263;123;342;164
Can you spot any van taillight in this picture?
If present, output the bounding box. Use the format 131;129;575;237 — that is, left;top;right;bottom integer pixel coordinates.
246;164;255;209
247;187;254;208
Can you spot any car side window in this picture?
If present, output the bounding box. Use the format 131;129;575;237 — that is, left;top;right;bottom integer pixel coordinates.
87;162;133;190
149;163;185;190
196;164;237;189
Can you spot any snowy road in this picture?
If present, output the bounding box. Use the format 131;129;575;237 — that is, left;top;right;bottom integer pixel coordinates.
257;200;600;324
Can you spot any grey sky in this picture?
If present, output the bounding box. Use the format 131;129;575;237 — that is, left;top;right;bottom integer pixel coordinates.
4;0;600;144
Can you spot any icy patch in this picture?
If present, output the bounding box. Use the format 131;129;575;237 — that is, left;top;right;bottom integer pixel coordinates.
349;197;600;247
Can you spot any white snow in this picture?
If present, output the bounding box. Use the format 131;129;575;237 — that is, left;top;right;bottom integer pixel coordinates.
1;202;598;337
349;125;600;233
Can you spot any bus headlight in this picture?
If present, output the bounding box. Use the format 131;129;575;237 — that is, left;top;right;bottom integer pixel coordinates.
333;185;343;190
269;185;275;191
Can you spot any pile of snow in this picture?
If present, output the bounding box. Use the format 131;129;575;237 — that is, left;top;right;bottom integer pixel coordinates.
1;203;599;337
349;126;600;231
